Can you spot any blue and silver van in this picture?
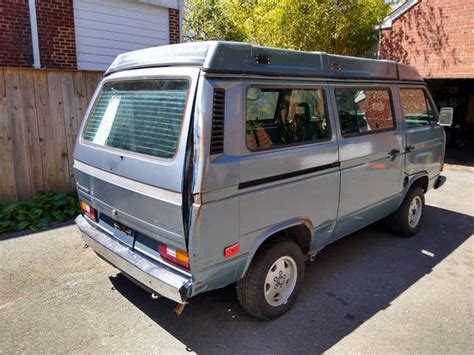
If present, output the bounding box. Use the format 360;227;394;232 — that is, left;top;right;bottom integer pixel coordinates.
74;42;452;319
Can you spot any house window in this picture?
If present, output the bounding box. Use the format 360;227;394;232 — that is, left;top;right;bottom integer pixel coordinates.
246;87;330;151
335;88;395;136
400;89;434;128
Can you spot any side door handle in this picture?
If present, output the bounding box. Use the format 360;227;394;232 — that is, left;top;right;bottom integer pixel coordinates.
389;148;401;158
405;144;415;153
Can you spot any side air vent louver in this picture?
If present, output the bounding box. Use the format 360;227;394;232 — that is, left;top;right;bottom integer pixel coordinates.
210;88;225;155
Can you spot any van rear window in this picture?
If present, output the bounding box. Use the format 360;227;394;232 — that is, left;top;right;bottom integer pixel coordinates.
83;79;189;159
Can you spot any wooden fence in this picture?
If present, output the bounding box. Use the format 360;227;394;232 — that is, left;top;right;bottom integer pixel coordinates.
0;68;102;202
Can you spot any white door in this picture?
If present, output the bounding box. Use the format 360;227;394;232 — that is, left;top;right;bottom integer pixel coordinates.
73;0;170;71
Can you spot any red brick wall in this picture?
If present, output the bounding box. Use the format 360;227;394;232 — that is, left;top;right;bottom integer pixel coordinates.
0;0;77;69
169;8;179;44
1;1;180;68
380;0;474;78
36;0;77;69
0;1;33;67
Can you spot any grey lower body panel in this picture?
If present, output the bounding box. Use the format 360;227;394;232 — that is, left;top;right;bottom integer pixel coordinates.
75;215;191;303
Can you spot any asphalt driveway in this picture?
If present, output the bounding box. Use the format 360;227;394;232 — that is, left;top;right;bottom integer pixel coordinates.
1;167;473;354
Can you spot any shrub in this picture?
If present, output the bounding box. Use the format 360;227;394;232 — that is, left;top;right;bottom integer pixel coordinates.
0;191;80;234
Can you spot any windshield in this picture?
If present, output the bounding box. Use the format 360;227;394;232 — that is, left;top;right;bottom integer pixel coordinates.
82;79;190;159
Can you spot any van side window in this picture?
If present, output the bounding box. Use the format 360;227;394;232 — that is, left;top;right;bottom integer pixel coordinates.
335;89;395;136
246;88;330;151
400;89;434;128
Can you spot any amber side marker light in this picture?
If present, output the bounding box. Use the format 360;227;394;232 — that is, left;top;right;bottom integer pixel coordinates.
440;162;444;172
81;200;97;222
158;243;190;269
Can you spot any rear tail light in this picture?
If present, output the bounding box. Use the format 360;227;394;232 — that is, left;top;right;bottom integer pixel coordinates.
158;243;190;269
81;200;97;222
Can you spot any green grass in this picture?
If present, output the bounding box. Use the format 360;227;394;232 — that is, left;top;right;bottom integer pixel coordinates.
0;191;80;234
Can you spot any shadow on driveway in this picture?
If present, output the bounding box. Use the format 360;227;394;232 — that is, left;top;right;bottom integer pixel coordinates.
110;205;473;353
0;219;75;242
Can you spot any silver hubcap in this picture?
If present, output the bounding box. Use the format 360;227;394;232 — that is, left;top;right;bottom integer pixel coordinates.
264;256;298;307
408;196;422;228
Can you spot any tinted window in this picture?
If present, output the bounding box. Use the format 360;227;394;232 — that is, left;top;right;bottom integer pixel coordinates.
400;89;434;128
335;89;395;136
83;80;189;159
246;88;330;150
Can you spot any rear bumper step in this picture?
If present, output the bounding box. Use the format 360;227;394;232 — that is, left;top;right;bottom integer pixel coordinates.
75;215;191;303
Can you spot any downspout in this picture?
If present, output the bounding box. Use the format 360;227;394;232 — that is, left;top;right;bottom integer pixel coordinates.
178;0;183;42
28;0;41;68
377;29;382;59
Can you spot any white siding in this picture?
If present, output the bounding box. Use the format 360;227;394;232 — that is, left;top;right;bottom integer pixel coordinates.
74;0;169;71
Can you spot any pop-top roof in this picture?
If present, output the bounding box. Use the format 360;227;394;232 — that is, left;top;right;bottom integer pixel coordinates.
105;41;423;82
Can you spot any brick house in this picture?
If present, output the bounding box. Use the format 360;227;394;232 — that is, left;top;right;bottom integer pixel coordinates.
0;0;181;71
379;0;474;147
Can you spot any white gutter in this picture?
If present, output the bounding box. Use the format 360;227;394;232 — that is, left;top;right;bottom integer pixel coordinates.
379;0;419;29
138;0;178;9
28;0;41;68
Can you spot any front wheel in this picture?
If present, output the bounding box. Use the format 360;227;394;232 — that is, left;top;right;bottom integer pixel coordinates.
237;239;305;320
390;186;425;237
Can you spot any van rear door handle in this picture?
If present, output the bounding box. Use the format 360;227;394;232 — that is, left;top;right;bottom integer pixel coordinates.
389;148;401;158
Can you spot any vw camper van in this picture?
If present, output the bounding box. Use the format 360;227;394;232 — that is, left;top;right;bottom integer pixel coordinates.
75;42;451;319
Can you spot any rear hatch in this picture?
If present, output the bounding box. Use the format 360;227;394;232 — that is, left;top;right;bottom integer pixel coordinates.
74;67;199;258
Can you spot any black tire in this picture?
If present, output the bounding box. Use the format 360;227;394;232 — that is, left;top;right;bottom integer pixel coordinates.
237;239;305;320
390;186;425;237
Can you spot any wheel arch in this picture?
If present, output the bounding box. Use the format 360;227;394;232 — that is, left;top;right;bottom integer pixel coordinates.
398;171;429;208
238;217;314;280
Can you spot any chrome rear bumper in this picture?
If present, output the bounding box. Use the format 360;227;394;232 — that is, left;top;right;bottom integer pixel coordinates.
75;215;191;303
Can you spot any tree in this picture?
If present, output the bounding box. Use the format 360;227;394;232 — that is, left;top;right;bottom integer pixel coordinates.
184;0;390;56
183;0;245;42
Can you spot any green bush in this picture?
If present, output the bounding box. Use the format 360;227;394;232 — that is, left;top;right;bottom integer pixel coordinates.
0;191;80;234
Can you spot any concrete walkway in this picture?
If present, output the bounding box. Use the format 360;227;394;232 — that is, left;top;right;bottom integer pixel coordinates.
1;167;473;354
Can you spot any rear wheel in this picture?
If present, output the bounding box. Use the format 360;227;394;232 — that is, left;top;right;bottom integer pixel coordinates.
390;186;425;237
237;239;305;320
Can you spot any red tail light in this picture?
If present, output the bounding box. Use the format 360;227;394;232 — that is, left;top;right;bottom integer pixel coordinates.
81;200;97;222
158;243;190;269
